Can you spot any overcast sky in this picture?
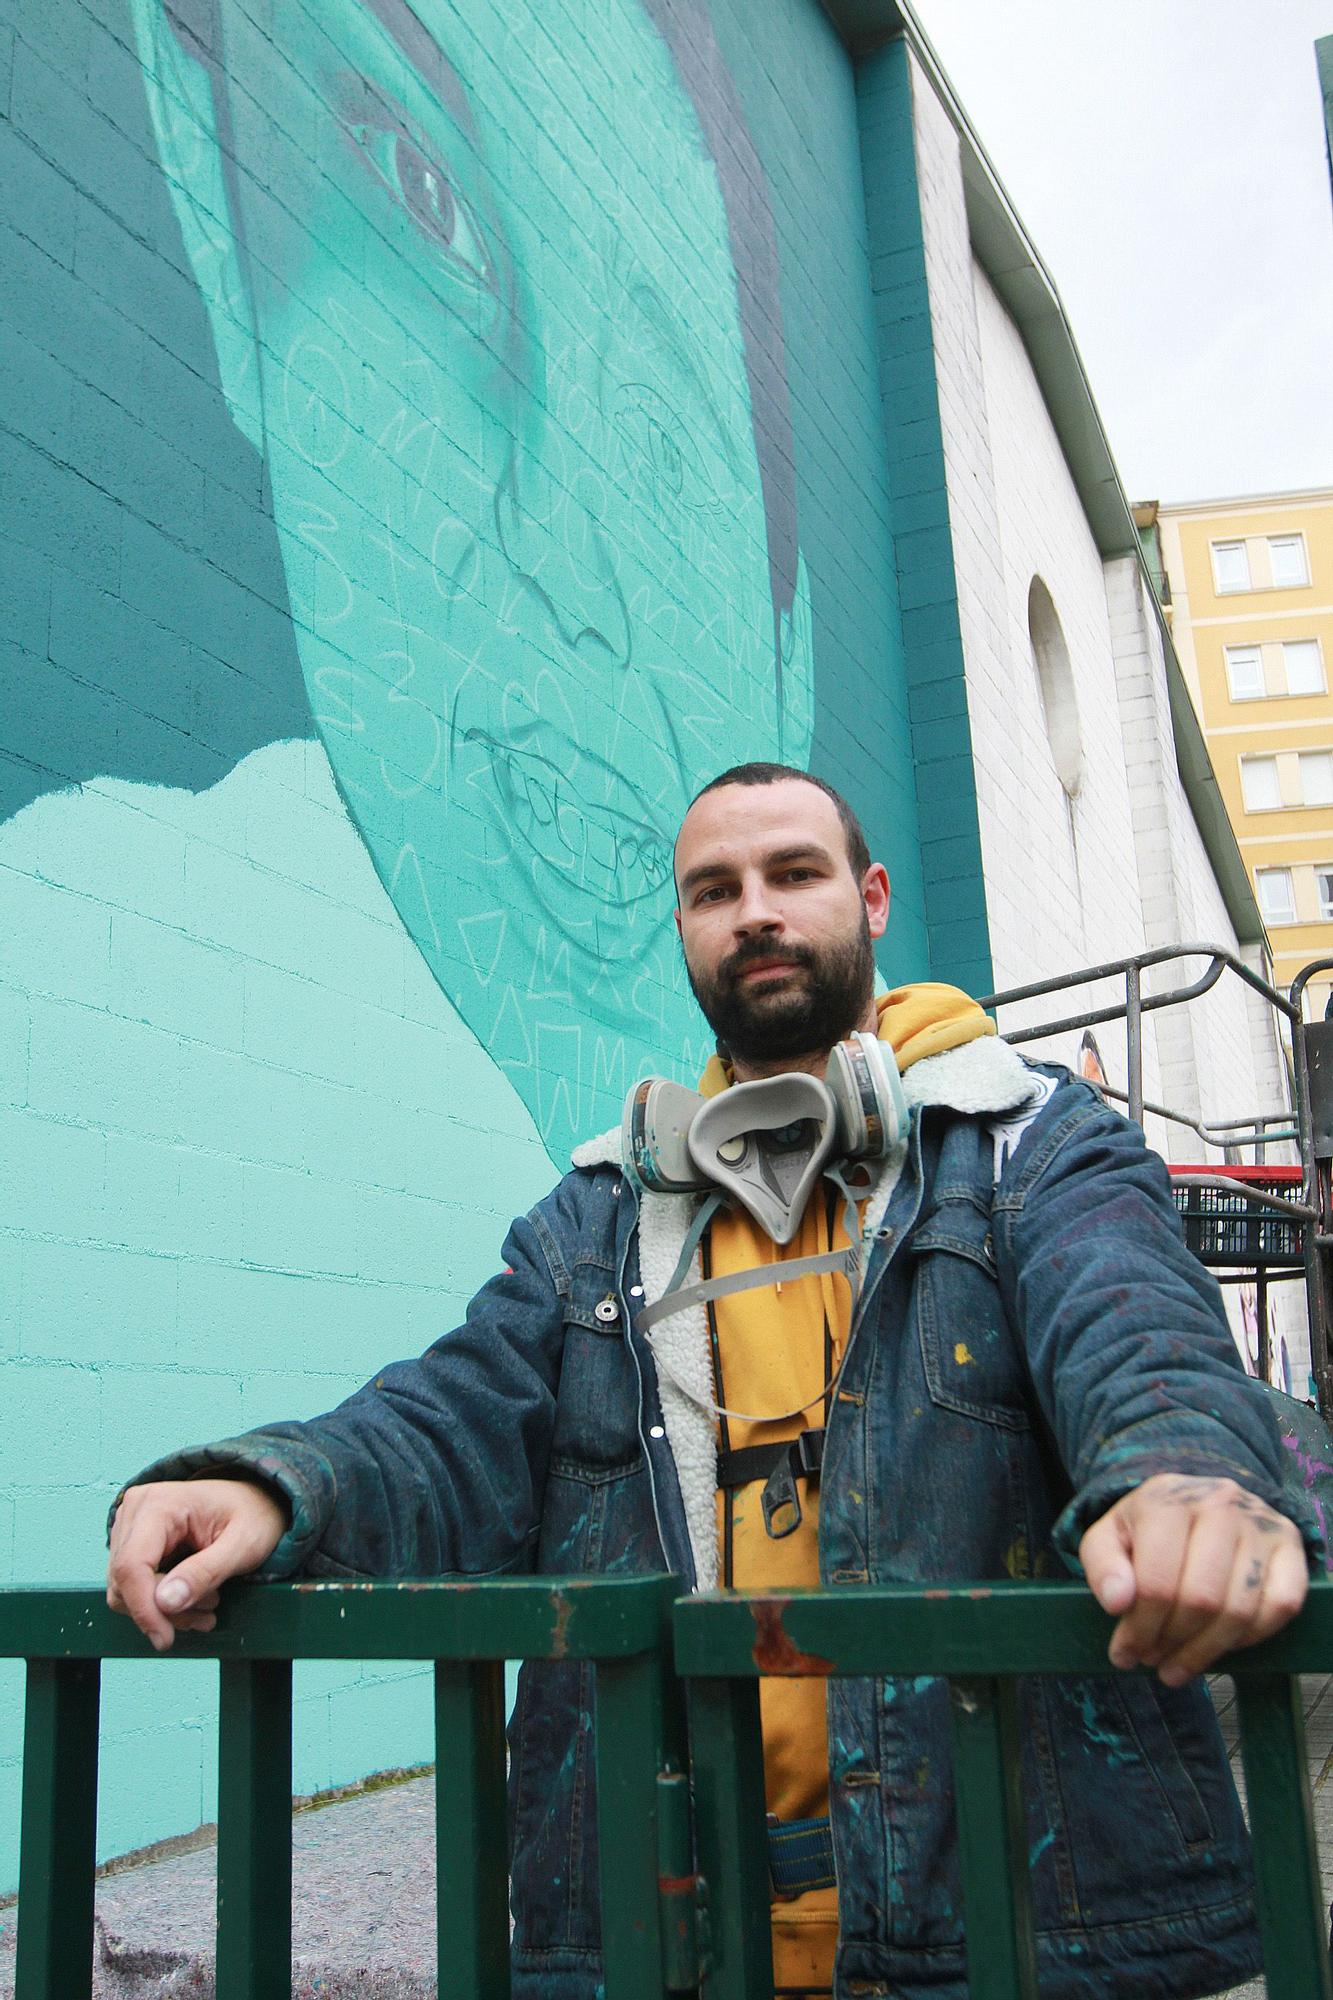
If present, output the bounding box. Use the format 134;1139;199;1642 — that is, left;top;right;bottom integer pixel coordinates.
906;0;1333;507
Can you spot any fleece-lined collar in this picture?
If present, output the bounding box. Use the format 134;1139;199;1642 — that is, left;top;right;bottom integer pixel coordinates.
570;1036;1049;1591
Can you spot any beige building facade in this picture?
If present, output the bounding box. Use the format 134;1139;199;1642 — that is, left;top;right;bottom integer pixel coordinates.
1152;488;1333;1018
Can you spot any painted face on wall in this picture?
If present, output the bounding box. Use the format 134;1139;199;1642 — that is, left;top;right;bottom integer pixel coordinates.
133;0;813;1155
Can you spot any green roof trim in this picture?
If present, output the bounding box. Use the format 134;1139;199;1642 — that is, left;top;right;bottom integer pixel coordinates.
821;0;1265;944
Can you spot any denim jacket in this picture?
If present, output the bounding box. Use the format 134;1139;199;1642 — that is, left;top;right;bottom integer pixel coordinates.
135;1038;1319;2000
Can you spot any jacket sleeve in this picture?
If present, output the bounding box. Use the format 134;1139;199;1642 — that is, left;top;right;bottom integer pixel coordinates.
114;1200;569;1579
993;1082;1324;1567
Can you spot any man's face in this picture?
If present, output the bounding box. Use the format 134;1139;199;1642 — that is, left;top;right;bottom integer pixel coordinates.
152;0;813;1152
674;779;888;1068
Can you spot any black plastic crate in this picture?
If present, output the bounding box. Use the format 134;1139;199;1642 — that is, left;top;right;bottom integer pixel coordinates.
1170;1170;1305;1269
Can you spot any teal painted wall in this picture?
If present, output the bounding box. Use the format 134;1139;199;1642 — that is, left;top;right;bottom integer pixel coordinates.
0;0;934;1878
857;37;993;996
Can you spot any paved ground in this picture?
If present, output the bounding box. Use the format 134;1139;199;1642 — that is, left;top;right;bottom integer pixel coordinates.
2;1677;1330;1997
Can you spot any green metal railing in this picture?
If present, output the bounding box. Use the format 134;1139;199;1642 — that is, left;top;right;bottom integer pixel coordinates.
3;1575;1331;1999
676;1576;1333;2000
0;1577;684;2000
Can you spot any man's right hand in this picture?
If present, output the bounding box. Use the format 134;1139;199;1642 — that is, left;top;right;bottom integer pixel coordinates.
106;1479;288;1651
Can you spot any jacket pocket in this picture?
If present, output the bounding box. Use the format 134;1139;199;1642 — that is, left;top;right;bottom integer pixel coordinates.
911;1200;1030;1431
551;1266;642;1471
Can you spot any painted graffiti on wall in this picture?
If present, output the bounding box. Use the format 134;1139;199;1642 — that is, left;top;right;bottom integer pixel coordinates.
0;0;921;1875
125;0;813;1158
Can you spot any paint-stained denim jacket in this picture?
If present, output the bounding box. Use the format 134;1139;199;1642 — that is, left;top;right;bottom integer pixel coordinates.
132;1038;1322;2000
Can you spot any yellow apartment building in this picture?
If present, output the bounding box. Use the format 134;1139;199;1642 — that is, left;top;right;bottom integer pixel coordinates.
1147;488;1333;1018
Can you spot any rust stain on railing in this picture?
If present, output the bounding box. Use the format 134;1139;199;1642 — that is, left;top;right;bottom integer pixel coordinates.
750;1599;834;1676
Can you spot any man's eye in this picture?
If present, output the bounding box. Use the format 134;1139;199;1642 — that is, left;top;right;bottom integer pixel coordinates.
352;123;496;293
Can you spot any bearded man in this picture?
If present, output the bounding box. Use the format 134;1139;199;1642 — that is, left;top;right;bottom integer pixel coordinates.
109;763;1315;2000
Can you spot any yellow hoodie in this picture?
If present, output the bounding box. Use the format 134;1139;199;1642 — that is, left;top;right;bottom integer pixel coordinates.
701;985;993;1995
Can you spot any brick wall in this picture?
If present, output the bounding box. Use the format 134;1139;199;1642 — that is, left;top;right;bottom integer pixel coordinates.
0;0;930;1878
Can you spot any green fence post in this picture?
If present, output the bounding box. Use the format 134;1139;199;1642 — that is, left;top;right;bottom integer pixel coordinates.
1235;1673;1333;2000
434;1658;510;1999
946;1675;1039;2000
216;1658;293;2000
14;1658;101;2000
596;1636;688;2000
686;1676;773;2000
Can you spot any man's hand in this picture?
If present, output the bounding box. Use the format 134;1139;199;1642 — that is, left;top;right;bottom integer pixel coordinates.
107;1479;288;1652
1079;1474;1308;1687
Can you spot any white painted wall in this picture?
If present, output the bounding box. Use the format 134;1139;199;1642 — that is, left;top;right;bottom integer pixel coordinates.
909;58;1311;1390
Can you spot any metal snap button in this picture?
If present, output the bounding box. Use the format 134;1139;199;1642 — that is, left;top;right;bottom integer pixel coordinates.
594;1295;620;1325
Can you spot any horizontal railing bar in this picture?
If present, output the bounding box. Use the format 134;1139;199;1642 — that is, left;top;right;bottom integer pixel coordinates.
10;1577;1333;1673
1165;1173;1317;1222
980;941;1298;1025
0;1576;680;1662
673;1578;1333;1678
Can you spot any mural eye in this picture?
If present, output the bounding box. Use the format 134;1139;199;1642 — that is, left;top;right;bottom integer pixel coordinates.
350;120;496;293
392;137;494;287
610;383;713;515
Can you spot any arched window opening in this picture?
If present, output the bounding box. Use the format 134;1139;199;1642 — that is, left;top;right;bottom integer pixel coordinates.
1027;577;1084;798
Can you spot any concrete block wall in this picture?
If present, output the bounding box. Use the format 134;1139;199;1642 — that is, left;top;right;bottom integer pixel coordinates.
1103;557;1292;1148
907;61;1292;1172
0;0;940;1881
854;37;992;995
907;68;1160;1097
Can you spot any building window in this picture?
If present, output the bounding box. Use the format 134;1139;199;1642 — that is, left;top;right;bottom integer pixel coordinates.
1240;755;1281;811
1299;750;1333;806
1269;534;1310;588
1318;870;1333;921
1225;645;1266;700
1284;639;1325;695
1026;577;1083;796
1256;868;1296;925
1212;540;1252;593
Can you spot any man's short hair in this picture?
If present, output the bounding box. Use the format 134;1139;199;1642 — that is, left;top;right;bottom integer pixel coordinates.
689;763;871;879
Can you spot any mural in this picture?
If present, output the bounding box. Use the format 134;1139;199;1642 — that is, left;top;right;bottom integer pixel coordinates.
119;0;814;1156
0;0;926;1874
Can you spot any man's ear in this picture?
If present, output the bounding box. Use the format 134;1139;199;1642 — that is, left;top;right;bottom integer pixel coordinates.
863;862;891;941
777;549;815;770
126;0;265;451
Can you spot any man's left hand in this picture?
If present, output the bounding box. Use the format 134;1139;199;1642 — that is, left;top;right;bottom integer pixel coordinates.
1079;1474;1309;1686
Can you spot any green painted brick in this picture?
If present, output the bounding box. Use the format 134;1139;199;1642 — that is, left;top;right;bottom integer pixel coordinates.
923;832;988;881
0;118;80;269
901;599;964;646
908;678;970;726
897;560;959;613
911;715;975;764
913;754;981;809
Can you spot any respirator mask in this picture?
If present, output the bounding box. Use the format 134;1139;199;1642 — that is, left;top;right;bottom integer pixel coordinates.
623;1030;907;1244
623;1029;908;1349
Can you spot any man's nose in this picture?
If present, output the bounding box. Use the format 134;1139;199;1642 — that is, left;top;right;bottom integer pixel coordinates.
733;878;783;936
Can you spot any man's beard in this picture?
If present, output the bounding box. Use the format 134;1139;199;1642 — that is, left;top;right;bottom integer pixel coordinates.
686;918;876;1065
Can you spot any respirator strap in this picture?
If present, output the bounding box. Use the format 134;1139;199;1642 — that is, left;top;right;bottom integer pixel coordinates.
635;1245;858;1336
717;1427;826;1541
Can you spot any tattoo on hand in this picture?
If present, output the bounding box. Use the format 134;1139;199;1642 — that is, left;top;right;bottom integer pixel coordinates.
1161;1478;1222;1502
1244;1558;1263;1591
